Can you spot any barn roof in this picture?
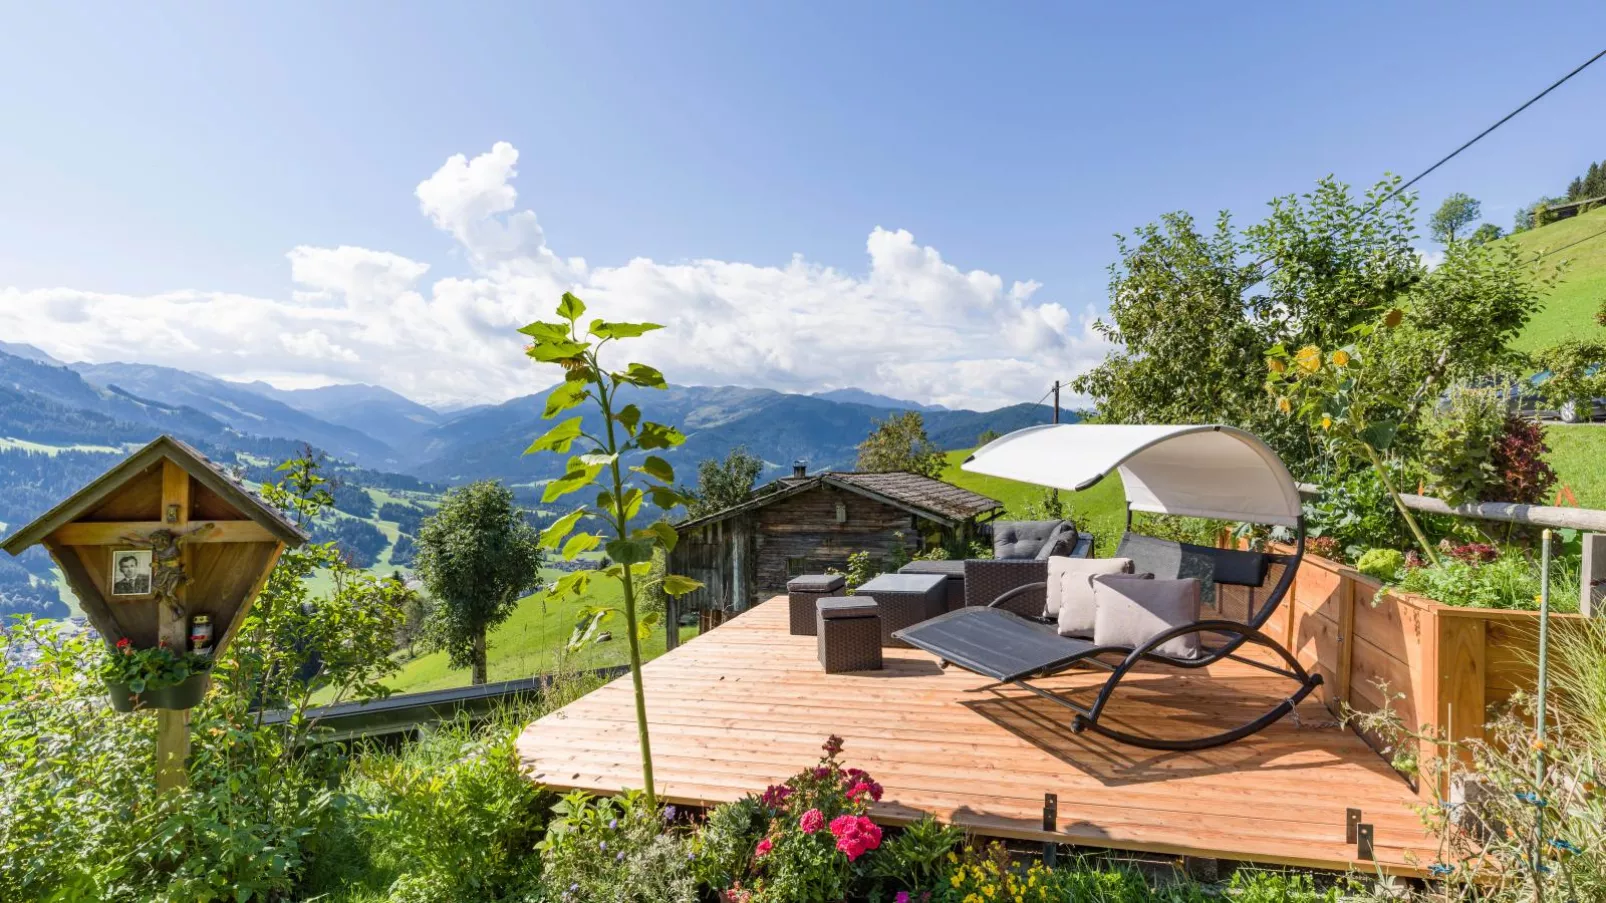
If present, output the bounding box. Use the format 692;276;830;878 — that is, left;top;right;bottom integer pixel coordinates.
676;470;1003;531
1;434;308;555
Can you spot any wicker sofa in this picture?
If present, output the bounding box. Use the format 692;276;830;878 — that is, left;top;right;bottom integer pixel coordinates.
898;520;1094;617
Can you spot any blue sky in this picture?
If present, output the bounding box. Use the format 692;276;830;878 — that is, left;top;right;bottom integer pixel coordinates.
2;3;1604;409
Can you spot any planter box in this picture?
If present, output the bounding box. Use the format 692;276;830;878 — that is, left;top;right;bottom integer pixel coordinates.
1275;546;1586;801
106;673;210;712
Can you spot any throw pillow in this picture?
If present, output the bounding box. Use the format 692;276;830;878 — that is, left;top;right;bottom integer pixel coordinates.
1046;557;1134;635
1091;575;1202;659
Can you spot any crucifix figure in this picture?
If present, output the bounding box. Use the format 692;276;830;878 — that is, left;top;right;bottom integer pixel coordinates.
120;523;215;621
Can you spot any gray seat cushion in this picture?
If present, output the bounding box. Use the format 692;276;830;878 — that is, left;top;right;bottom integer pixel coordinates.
1091;575;1202;659
818;597;879;620
992;520;1066;560
789;573;846;593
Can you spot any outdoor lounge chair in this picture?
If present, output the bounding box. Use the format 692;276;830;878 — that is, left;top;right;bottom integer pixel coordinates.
893;424;1322;752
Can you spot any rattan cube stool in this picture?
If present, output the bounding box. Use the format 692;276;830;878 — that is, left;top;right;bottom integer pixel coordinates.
816;597;882;673
855;573;946;647
788;573;846;636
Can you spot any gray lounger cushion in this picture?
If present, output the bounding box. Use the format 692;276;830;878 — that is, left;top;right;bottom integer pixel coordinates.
1092;575;1202;659
1045;556;1134;635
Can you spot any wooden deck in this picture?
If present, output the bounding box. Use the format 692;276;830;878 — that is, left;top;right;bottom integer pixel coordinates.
518;597;1435;875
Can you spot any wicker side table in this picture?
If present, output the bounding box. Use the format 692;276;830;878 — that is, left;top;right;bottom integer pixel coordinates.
816;597;882;673
856;573;946;647
896;559;966;611
787;573;846;636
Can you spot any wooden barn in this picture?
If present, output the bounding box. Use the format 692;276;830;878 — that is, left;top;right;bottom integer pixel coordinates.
666;467;1001;633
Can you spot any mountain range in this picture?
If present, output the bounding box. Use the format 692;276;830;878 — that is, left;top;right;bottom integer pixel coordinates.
2;344;1061;487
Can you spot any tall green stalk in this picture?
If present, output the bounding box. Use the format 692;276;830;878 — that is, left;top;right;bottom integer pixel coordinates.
520;292;703;808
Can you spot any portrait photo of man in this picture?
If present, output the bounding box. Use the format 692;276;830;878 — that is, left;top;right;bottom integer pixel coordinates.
111;550;153;596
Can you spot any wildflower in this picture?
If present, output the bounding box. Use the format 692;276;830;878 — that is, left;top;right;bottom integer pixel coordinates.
1276;396;1292;414
599;840;607;851
1383;308;1404;328
1320;414;1333;431
799;808;825;834
615;851;625;862
608;818;618;830
754;838;773;858
1267;357;1286;374
1294;345;1322;373
896;894;910;903
822;735;844;756
1531;737;1548;752
116;637;131;650
664;805;677;821
1330;349;1350;367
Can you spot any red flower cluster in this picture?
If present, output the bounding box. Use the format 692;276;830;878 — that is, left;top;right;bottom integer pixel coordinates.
115;638;132;652
754;838;773;858
847;779;883;802
822;735;844;756
828;814;882;861
798;808;825;834
758;784;793;809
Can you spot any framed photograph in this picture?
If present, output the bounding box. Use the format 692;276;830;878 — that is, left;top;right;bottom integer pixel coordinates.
110;549;154;597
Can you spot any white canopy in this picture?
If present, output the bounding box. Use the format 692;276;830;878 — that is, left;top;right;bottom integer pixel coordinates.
962;424;1303;527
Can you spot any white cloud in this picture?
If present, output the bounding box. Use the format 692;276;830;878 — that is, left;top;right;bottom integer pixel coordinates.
0;143;1110;411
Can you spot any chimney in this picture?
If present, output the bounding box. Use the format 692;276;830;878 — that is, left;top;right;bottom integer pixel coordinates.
792;461;807;479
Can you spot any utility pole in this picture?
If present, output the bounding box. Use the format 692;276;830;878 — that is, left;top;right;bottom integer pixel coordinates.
1052;381;1061;424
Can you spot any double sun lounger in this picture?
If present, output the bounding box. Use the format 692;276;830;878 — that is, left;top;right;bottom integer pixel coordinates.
891;423;1324;751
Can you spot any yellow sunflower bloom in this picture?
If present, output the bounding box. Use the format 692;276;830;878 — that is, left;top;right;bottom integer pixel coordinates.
1294;345;1323;373
1330;349;1350;367
1267;357;1286;374
1383;308;1404;328
1276;396;1292;414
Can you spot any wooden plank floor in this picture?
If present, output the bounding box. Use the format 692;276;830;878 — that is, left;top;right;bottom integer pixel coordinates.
518;597;1434;875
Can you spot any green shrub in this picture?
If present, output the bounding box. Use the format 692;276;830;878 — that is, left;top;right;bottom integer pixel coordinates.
868;815;963;895
348;716;551;901
692;797;768;891
1419;385;1505;504
1392;548;1579;612
1355;548;1404;582
538;789;696;903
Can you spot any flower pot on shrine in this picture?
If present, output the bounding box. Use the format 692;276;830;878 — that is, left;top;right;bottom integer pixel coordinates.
105;673;210;712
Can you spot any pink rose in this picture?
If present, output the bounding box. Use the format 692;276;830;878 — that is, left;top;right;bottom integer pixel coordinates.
754;838;773;858
799;808;825;834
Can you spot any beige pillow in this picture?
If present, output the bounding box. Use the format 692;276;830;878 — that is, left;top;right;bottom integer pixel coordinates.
1047;556;1134;637
1091;575;1202;659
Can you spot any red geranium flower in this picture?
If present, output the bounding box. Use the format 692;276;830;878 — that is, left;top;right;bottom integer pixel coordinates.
799;808;824;834
754;838;773;858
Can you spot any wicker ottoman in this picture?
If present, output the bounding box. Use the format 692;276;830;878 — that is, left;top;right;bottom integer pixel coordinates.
896;560;967;611
816;597;882;673
856;573;946;647
787;573;846;636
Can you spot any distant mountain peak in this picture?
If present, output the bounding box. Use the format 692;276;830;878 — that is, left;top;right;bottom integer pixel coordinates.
810;387;947;412
0;341;59;365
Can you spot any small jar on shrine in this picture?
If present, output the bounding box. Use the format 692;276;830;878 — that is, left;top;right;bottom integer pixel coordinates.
189;613;214;656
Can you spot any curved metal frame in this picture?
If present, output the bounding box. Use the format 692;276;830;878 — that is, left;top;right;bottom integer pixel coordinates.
960;521;1316;751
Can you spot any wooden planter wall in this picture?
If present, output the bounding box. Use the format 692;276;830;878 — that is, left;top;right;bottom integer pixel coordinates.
1273;546;1586;801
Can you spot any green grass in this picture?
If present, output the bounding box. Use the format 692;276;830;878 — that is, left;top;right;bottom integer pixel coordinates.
940;449;1129;553
1509;205;1606;353
1543;424;1606;508
382;569;696;694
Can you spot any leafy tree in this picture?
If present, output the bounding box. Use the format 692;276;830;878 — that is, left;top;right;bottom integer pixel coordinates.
976;428;1000;446
856;411;945;478
1430;193;1481;244
1468;223;1504;246
683;446;764;517
520;291;705;806
414;480;543;685
1534;338;1606;419
1076;176;1423;472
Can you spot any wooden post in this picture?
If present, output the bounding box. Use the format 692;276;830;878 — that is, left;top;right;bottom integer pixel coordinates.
1335;573;1356;706
1581;532;1606;618
156;461;191;793
664;594;680;651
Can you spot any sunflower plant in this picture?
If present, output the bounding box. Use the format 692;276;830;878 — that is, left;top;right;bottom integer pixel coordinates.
1265;310;1439;564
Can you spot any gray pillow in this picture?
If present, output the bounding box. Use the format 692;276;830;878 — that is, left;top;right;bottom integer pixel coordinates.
1033;522;1082;561
1048;556;1136;636
1091;575;1202;659
991;521;1061;560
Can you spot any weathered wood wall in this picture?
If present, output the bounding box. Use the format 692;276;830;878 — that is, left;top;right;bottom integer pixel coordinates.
668;483;951;614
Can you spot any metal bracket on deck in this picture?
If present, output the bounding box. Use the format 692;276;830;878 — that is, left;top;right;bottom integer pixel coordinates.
1356;824;1375;861
1346;807;1361;845
1042;793;1058;867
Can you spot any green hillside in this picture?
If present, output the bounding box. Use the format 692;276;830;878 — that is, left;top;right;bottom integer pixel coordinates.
940;449;1129;553
1510;204;1606;353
